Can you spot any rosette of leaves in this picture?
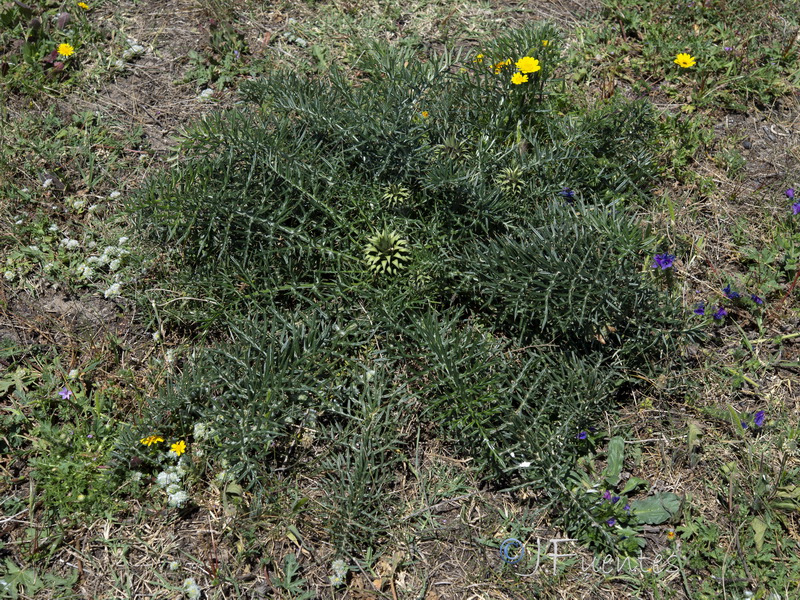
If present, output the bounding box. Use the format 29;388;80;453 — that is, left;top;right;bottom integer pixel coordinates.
363;229;411;276
382;183;411;207
495;165;526;196
433;133;469;162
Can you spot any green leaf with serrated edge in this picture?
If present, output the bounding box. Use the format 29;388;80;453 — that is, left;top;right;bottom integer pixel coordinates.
603;436;625;487
630;492;681;525
751;516;767;551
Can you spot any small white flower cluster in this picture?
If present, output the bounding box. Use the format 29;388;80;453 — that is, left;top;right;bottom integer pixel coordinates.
329;559;348;586
193;421;217;442
198;88;215;101
78;264;94;279
282;19;308;47
156;460;190;508
74;241;130;289
182;577;202;600
115;39;146;68
104;282;122;298
60;237;80;250
71;198;87;212
168;560;181;572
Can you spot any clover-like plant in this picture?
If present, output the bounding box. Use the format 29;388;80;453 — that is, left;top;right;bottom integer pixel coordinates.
363;229;411;275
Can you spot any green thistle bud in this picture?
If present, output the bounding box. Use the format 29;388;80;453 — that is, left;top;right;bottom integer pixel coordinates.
382;183;411;207
364;229;411;275
495;166;526;196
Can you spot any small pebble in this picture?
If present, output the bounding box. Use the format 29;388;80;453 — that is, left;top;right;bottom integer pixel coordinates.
742;140;752;149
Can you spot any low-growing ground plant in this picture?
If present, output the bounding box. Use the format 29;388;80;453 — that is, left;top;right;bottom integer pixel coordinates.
123;23;695;557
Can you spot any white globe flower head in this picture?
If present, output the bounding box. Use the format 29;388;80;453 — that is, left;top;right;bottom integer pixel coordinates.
104;283;122;298
168;490;189;508
182;577;201;600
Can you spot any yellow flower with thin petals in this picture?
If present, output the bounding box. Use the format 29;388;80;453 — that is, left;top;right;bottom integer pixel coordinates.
77;2;89;9
170;440;187;456
140;435;164;447
511;71;528;85
492;58;512;74
421;110;429;118
666;529;676;541
542;40;549;47
474;53;484;63
674;53;696;68
515;56;541;74
57;43;74;58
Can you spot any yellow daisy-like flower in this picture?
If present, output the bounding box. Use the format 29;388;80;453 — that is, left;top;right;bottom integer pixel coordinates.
542;40;549;47
77;1;89;8
170;440;187;456
474;53;484;63
492;58;512;74
511;71;528;85
674;53;696;68
140;435;164;447
421;110;429;118
666;529;676;541
57;43;74;58
515;56;541;74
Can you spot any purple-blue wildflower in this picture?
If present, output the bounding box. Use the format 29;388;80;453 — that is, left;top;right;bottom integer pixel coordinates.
723;284;740;299
603;491;612;501
693;302;705;316
750;294;764;305
793;202;800;215
577;431;588;440
612;495;620;504
787;188;795;199
724;46;733;51
607;518;616;526
623;504;631;512
753;410;765;427
559;187;575;200
58;387;72;400
652;253;676;269
713;306;728;320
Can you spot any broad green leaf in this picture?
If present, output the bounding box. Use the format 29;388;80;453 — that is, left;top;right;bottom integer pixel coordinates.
620;476;648;495
630;492;681;525
751;516;767;551
603;436;625;487
687;421;702;452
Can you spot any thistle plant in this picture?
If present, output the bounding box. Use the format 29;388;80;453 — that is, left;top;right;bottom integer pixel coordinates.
127;27;692;547
363;229;411;276
381;183;411;208
495;165;527;196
